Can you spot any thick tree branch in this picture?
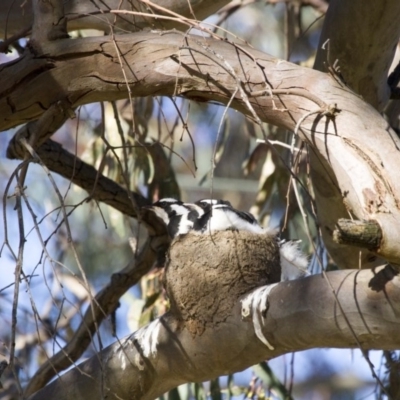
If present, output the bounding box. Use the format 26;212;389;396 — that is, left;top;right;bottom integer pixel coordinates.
28;268;400;400
314;0;400;111
3;2;399;399
2;32;400;266
31;0;68;45
0;0;230;37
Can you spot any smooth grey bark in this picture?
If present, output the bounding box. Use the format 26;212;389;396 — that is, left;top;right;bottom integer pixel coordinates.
28;268;400;400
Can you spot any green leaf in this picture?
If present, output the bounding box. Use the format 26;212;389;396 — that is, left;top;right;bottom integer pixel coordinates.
210;378;222;400
253;362;293;400
192;382;207;400
167;387;181;400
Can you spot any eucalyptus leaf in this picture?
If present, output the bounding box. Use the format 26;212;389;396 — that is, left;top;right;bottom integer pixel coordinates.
210;378;222;400
253;362;293;400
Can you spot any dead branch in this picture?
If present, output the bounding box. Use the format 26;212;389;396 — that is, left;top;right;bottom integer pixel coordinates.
333;219;382;250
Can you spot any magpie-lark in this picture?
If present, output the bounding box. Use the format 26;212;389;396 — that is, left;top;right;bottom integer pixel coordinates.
193;203;265;234
149;198;265;237
147;198;190;238
146;197;309;280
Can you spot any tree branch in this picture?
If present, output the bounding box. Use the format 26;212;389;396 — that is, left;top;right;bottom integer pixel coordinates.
24;235;170;397
28;268;400;400
31;0;68;46
333;219;382;250
309;0;400;269
0;0;231;37
6;100;74;160
7;122;172;396
2;31;400;266
314;0;400;111
0;26;31;53
10;138;149;217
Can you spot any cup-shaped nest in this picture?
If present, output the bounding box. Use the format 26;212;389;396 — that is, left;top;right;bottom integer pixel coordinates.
164;230;281;335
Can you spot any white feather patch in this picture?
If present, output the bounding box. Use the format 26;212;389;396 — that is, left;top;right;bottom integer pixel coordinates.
205;207;265;234
150;207;169;224
169;204;191;216
279;241;309;281
241;284;279;350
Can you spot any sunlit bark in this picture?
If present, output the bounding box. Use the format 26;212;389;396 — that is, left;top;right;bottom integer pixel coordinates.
28;268;400;400
3;31;400;265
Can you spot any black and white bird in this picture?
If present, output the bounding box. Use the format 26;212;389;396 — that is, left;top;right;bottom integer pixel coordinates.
193;202;265;234
172;202;206;236
146;197;309;280
147;197;267;237
195;198;233;208
147;198;216;238
278;240;309;281
147;198;186;223
146;198;191;238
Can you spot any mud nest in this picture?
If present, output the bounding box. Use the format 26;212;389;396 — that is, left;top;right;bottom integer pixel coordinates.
164;230;281;335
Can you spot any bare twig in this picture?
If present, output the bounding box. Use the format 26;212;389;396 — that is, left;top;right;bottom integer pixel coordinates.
9;163;29;398
24;235;167;396
210;87;238;199
6;121;167;396
8;138;148;216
